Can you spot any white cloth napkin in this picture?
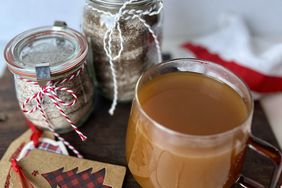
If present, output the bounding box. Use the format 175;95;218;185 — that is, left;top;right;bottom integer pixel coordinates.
163;14;282;147
188;14;282;77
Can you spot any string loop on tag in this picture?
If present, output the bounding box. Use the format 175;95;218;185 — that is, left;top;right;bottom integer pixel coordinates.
10;159;35;188
27;120;43;147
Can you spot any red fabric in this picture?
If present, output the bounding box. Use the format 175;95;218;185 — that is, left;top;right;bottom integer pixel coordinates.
182;43;282;93
10;159;34;188
26;120;43;147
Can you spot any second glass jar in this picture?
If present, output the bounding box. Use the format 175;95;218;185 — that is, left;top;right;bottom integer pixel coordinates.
4;23;95;133
83;0;163;101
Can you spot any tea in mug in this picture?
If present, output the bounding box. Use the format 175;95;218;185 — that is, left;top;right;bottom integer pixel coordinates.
126;72;249;188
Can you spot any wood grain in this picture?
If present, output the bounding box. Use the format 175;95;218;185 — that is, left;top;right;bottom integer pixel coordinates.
0;69;281;187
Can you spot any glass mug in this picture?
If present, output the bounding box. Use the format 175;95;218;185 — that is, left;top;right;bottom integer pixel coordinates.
126;58;282;188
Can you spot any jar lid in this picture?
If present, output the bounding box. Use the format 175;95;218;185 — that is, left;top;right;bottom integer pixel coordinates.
4;22;88;78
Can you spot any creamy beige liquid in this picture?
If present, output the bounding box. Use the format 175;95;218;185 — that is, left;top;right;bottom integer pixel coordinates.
126;72;249;188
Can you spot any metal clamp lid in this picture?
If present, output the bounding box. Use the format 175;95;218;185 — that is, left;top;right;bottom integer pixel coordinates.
35;63;51;86
4;21;88;79
53;21;67;28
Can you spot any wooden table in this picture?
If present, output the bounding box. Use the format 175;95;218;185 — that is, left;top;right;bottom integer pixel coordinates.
0;69;281;187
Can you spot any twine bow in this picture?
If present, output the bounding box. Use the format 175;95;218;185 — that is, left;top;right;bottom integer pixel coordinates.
88;0;163;115
21;81;87;141
20;66;86;158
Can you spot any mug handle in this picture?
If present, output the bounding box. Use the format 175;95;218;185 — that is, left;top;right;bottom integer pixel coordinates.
236;134;282;188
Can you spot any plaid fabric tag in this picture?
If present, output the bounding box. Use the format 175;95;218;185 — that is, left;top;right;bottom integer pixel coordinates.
24;141;62;158
42;167;112;188
38;142;61;154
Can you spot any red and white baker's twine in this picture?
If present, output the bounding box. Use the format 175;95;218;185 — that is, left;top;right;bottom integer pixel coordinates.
20;67;86;158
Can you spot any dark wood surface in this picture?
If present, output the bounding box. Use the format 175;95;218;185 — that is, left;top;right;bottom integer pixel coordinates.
0;69;281;187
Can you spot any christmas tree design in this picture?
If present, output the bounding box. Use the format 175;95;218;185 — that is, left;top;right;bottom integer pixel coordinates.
42;167;112;188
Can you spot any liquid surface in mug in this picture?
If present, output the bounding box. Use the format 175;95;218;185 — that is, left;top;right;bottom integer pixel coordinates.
126;71;250;188
139;72;248;135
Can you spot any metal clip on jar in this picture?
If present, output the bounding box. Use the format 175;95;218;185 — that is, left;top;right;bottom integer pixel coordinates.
83;0;163;102
4;22;95;133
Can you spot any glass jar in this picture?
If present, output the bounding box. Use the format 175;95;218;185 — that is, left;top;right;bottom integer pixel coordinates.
83;0;163;102
4;22;95;133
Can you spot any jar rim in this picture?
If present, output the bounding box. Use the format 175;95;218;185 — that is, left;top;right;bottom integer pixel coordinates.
4;25;88;78
88;0;154;8
134;58;254;143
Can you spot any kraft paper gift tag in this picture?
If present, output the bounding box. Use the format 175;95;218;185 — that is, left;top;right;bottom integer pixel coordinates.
1;129;54;161
2;150;126;188
0;161;13;187
0;128;67;188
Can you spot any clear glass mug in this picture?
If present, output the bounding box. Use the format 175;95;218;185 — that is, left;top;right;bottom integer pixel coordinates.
126;58;282;188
